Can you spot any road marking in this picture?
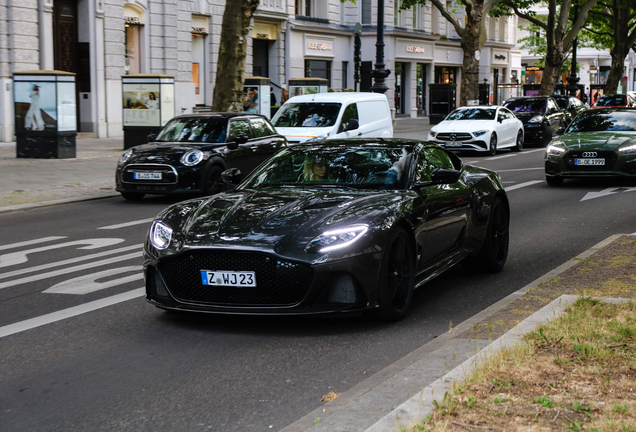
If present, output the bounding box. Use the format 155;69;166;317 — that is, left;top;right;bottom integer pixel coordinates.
486;154;517;161
0;244;143;281
0;288;145;339
505;180;544;191
44;266;143;295
523;148;547;154
0;238;125;269
98;218;154;230
581;187;633;202
0;252;140;290
0;236;67;252
496;167;544;173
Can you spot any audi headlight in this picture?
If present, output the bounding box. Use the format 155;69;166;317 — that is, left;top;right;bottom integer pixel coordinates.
547;142;566;155
473;130;488;137
528;116;544;123
119;149;133;164
619;144;636;154
149;220;173;250
181;149;204;166
305;133;330;142
305;225;369;253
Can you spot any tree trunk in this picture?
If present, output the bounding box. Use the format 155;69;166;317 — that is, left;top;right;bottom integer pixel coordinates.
459;9;482;106
605;46;628;93
211;0;260;112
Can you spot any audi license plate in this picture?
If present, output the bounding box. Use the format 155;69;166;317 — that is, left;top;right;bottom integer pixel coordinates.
200;270;256;287
134;172;162;180
444;141;462;147
574;158;605;166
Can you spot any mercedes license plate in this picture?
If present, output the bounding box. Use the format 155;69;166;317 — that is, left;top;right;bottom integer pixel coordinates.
200;270;256;287
134;172;162;180
574;158;604;166
444;141;462;147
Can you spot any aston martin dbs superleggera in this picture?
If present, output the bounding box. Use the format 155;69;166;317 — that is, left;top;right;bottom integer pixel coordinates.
143;139;510;321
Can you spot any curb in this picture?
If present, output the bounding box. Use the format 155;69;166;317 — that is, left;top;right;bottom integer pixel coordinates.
0;193;120;214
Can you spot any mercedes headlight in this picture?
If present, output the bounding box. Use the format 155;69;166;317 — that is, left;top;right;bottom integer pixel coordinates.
181;149;204;166
429;131;437;138
473;130;488;137
119;149;133;164
305;225;369;253
546;142;566;155
619;144;636;154
528;116;544;123
149;220;173;250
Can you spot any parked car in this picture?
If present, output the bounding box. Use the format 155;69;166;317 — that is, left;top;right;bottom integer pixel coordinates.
270;92;393;144
116;113;287;200
503;96;567;146
544;108;636;185
427;106;524;156
591;94;636;109
144;139;509;321
551;94;588;125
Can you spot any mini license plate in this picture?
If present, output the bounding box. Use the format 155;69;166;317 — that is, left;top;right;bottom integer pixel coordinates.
134;172;162;180
574;158;605;166
444;141;462;147
200;270;256;287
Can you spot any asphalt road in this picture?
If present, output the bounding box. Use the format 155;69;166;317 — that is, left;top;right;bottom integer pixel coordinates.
1;146;636;431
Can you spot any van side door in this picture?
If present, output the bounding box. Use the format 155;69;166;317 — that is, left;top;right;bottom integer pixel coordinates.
333;103;361;139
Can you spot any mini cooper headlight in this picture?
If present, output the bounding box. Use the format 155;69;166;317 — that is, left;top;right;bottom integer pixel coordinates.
181;149;204;166
149;220;173;250
473;130;488;137
119;149;133;164
305;225;369;253
528;115;544;123
546;143;566;155
619;144;636;154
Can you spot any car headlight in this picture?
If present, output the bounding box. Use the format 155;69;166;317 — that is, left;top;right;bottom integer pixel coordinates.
305;224;368;253
119;149;133;164
528;115;544;123
473;130;488;137
181;149;204;166
305;133;330;142
619;144;636;154
429;131;437;138
149;220;173;250
546;143;566;155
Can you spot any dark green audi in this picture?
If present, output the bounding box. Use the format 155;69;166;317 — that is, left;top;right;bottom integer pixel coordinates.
545;108;636;185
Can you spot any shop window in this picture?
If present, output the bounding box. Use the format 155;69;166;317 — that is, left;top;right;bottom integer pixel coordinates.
435;67;456;84
305;60;332;87
124;6;144;75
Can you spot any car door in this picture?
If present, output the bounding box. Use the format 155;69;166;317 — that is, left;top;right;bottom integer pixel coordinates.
221;118;261;176
412;147;470;267
546;98;564;134
248;117;287;167
333;103;361;139
497;108;515;145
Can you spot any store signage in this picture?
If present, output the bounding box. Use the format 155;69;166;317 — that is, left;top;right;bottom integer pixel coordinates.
307;41;332;51
406;45;425;53
526;66;541;71
125;16;141;25
253;23;277;40
495;54;506;60
191;27;207;35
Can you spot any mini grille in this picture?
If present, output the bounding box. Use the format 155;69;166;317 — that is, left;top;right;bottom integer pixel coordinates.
564;150;618;171
436;133;473;141
123;164;178;184
158;250;313;306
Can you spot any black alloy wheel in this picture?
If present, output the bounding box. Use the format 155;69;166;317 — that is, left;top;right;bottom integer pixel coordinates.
376;227;415;321
121;192;145;201
545;175;564;186
489;134;498;156
203;165;224;196
463;197;509;272
512;130;523;152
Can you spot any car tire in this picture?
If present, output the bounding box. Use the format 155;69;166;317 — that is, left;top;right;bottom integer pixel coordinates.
489;134;498;156
121;192;145;201
512;130;523;152
463;197;509;273
545;175;564;186
375;226;415;322
203;165;224;196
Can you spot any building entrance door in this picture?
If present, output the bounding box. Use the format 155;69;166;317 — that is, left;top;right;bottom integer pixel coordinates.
395;62;406;115
253;39;269;77
417;64;426;116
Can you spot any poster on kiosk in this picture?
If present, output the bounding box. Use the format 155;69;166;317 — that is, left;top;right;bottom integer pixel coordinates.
243;77;271;119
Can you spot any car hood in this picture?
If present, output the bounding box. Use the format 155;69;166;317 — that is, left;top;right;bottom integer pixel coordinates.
126;142;221;164
155;187;410;260
274;127;333;143
433;120;494;132
559;132;636;151
510;111;543;119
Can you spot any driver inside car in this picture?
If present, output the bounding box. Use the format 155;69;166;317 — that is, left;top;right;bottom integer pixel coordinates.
302;155;329;182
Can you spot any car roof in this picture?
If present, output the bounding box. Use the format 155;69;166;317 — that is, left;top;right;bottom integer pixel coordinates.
170;112;266;120
284;92;388;104
289;138;431;150
455;105;501;109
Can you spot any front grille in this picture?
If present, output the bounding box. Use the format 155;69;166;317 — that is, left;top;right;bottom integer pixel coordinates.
158;250;314;306
436;132;473;141
122;164;178;184
564;150;618;171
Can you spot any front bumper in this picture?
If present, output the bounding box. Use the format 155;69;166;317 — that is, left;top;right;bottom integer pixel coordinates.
429;138;489;152
116;163;205;195
545;150;636;178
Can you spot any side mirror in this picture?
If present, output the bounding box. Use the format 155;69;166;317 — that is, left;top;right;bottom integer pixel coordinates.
147;133;157;142
221;168;242;185
345;118;359;131
431;168;461;184
235;135;249;144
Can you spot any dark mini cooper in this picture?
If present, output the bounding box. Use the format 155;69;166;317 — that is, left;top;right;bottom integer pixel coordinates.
545;108;636;185
144;140;510;321
504;96;567;146
116;113;287;200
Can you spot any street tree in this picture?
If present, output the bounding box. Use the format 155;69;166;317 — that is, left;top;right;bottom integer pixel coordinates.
211;0;260;112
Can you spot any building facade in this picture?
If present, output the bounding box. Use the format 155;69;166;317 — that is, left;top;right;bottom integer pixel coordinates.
1;0;519;143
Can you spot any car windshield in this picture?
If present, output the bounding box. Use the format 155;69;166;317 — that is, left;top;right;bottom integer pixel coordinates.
552;97;568;110
271;103;341;128
594;95;626;107
445;108;496;120
504;99;547;113
240;145;413;190
566;111;636;133
155;117;228;143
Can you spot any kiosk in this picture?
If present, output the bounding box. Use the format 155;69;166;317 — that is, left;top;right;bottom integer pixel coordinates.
122;74;175;149
243;77;271;119
13;70;77;158
288;78;329;97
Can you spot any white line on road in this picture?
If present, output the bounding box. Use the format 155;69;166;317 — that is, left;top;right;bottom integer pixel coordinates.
523;148;547;154
0;288;145;339
0;236;67;252
98;218;154;230
485;154;518;161
505;180;544;191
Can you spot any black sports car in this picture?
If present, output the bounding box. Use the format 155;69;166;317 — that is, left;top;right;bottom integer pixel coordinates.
551;94;588;126
503;96;567;146
116;113;287;200
144;139;510;321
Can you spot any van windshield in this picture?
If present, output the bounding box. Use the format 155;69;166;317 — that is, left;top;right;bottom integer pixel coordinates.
272;103;342;128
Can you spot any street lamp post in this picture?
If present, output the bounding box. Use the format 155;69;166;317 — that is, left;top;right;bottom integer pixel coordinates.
567;6;580;97
370;0;391;93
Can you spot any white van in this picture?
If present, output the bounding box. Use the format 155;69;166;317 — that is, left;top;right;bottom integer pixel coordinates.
271;92;393;144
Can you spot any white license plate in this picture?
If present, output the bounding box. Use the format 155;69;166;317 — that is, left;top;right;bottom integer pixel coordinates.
444;141;462;147
134;172;162;180
200;270;256;287
575;158;605;166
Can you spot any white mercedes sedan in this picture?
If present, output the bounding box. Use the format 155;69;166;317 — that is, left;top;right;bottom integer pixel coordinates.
427;106;524;156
